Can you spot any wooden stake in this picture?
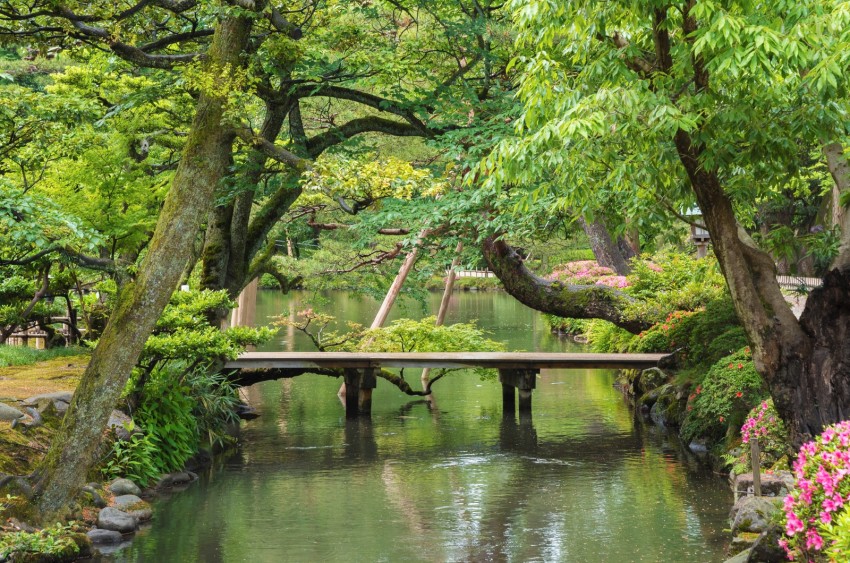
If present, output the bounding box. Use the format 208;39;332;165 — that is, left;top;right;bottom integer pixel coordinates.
422;242;463;389
750;438;761;497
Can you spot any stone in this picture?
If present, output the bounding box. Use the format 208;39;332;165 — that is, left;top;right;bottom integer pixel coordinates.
112;494;144;509
87;529;124;544
96;507;137;534
729;532;760;556
81;485;107;508
106;410;138;441
638;384;669;410
127;506;153;522
731;496;781;534
0;402;24;421
688;440;708;453
733;472;791;500
109;478;142;496
636;367;667;395
748;524;787;563
157;471;194;489
21;391;73;406
722;548;752;563
111;494;152;521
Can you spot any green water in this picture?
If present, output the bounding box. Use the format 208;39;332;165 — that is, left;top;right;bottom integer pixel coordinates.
107;290;731;562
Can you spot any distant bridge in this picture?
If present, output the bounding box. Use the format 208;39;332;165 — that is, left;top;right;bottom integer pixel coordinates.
225;352;670;418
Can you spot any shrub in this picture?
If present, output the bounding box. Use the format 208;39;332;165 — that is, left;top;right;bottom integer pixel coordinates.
680;348;768;445
623;252;726;323
781;420;850;562
722;399;789;475
101;289;272;484
0;523;80;560
542;314;589;335
587;319;637;353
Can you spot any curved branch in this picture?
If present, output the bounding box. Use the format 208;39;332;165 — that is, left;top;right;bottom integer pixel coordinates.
482;235;649;333
232;126;309;170
306;117;427;158
293;84;427;130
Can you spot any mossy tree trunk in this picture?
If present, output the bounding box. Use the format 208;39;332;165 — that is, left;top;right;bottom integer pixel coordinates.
31;14;256;521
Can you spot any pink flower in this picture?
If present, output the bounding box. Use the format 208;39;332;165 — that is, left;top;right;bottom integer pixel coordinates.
786;512;805;535
805;529;823;551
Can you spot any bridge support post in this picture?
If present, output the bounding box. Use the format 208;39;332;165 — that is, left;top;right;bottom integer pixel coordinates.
343;368;361;418
358;368;376;415
499;369;538;415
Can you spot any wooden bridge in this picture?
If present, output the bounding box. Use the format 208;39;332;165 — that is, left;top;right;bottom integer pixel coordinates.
225;352;670;418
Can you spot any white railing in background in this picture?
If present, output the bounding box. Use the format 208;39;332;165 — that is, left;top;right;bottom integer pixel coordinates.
450;269;496;279
776;275;822;290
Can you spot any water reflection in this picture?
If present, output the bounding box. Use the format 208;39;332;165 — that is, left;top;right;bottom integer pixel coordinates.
106;290;731;562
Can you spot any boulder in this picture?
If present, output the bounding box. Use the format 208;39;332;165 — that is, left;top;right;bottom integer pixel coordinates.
0;402;24;421
649;385;685;427
109;478;142;496
81;485;107;508
87;529;124;544
96;507;137;534
729;532;760;556
722;548;752;563
730;496;781;534
638;384;669;410
112;494;144;509
747;523;787;562
106;410;143;441
157;471;195;489
21;391;73;407
112;494;152;521
636;367;668;395
733;472;792;500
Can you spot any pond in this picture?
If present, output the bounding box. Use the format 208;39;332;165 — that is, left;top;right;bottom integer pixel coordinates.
106;289;732;562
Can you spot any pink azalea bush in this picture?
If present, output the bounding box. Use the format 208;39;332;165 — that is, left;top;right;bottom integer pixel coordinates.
723;399;788;475
781;420;850;561
546;261;630;288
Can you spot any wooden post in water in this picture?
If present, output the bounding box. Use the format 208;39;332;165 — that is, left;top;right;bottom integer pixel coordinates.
343;368;362;419
750;438;762;497
358;368;376;415
499;369;538;415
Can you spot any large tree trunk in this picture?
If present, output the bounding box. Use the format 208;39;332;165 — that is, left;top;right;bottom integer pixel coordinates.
31;14;255;520
200;100;293;300
578;217;631;275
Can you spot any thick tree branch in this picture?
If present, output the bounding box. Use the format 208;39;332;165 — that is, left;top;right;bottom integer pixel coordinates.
306;116;427;158
232;126;309;170
293;84;427;130
482;235;648;333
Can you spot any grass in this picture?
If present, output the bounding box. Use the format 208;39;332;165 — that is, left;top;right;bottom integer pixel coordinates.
0;347;89;402
0;345;89;368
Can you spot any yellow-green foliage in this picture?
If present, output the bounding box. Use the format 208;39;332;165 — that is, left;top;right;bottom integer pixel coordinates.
300;152;446;206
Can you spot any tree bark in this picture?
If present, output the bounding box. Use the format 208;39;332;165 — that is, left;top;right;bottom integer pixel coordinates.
578;217;631;275
824;142;850;270
31;13;256;520
481;235;649;333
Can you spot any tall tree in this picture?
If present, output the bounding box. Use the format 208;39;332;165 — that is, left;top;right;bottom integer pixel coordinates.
481;0;850;446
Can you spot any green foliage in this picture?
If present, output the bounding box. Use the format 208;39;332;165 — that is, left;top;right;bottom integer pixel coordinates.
102;290;271;484
0;523;79;560
143;289;274;367
361;316;507;380
0;344;88;367
824;509;850;562
543;314;590;335
623;253;726;324
680;348;768;445
586;320;637;353
721;399;789;475
100;433;161;486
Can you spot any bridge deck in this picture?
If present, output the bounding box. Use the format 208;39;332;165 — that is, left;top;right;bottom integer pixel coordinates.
226;352;668;371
